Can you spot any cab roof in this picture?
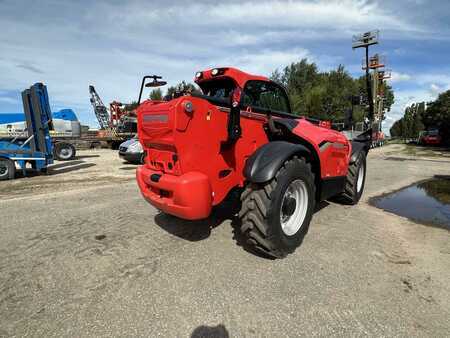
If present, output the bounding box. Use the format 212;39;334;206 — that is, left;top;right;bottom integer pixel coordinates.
194;67;270;88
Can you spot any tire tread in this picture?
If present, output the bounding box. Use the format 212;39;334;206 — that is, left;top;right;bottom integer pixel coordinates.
239;157;315;258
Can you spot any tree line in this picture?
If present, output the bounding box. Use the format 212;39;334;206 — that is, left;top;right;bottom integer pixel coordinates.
390;90;450;144
271;59;394;123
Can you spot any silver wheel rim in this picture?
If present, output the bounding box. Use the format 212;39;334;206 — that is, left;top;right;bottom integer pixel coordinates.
357;163;364;192
280;179;309;236
59;147;73;160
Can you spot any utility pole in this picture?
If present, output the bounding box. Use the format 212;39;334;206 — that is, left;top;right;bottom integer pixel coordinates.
365;47;374;122
352;30;379;124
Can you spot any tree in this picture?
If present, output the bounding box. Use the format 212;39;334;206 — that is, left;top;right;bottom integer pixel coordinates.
165;81;200;99
123;101;138;111
423;90;450;144
389;102;425;139
383;83;395;112
270;59;394;123
390;119;403;137
149;88;163;101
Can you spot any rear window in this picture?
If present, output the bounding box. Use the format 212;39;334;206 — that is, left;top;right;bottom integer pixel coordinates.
197;78;236;105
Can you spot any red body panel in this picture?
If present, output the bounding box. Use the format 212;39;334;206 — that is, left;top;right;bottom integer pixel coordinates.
136;166;212;219
136;67;351;219
293;119;350;178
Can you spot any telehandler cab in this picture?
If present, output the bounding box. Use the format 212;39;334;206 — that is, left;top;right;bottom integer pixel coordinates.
136;68;369;258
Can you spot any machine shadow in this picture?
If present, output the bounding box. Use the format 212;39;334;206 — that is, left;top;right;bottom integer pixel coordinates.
12;161;96;178
191;324;229;338
48;161;96;175
119;166;137;171
154;189;242;242
75;154;100;159
154;206;234;242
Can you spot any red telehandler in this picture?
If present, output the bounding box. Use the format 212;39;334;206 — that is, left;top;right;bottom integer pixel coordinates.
136;68;370;258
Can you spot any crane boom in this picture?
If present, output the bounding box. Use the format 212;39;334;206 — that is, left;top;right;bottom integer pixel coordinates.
89;85;110;130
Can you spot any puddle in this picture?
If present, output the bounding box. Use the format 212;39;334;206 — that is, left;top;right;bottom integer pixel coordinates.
370;176;450;230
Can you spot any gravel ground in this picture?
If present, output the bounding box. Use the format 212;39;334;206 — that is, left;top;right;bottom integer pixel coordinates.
0;145;449;337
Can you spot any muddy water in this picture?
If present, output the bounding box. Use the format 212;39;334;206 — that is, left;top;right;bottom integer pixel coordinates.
370;176;450;230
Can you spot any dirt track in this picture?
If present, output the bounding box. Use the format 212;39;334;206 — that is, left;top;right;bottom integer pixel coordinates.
1;145;449;337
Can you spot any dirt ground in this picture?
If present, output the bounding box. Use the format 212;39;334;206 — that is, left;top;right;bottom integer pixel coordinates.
1;145;449;337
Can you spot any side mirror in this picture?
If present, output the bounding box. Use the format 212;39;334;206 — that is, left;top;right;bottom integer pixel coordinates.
138;75;166;104
145;80;167;88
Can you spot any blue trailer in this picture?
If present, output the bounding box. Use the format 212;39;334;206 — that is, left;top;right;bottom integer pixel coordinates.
0;83;54;180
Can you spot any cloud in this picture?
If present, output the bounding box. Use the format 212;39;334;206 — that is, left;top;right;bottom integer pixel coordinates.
16;62;44;74
0;0;449;128
0;96;17;104
107;0;417;33
416;73;450;86
390;71;411;83
219;48;311;75
429;83;442;96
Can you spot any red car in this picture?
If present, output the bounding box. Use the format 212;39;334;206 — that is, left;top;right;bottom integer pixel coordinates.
419;130;441;145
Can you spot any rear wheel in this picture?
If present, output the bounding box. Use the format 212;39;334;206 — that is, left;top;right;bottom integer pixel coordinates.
54;142;76;161
239;157;315;258
338;151;366;205
0;159;16;180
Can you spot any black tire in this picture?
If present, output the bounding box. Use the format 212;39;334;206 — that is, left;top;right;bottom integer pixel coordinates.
140;151;147;164
54;142;76;161
0;159;16;181
337;152;367;205
239;156;316;258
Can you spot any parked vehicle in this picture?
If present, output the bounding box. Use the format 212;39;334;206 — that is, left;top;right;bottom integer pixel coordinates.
419;130;441;146
0;108;80;161
119;137;145;164
0;83;54;180
135;68;370;258
371;130;385;148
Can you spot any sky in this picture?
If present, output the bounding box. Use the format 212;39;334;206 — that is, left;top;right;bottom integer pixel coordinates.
1;0;449;133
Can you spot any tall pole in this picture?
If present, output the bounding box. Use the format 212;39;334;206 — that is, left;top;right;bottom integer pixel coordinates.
365;47;374;123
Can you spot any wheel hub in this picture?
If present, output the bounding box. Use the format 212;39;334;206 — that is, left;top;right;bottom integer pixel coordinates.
280;179;309;236
0;165;7;175
59;147;73;159
281;196;296;220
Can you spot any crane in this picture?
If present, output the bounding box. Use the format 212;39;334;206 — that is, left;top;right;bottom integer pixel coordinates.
89;85;110;130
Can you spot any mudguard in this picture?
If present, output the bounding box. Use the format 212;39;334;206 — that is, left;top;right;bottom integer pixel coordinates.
350;129;371;163
244;141;310;183
350;141;368;163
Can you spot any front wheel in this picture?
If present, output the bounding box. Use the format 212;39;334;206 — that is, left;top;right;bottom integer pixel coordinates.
337;152;367;205
0;159;16;180
54;142;76;161
239;156;316;258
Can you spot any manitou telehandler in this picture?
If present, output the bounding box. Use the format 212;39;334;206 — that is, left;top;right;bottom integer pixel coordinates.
136;68;369;258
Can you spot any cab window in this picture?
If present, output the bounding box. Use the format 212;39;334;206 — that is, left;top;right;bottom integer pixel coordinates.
199;78;235;100
241;81;290;114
